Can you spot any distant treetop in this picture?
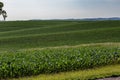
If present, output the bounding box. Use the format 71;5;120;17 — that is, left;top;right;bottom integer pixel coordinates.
0;2;4;8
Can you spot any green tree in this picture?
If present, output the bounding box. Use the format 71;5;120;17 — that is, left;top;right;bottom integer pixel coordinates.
0;2;7;21
0;2;4;9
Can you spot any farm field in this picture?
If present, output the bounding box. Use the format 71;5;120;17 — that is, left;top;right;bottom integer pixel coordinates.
11;64;120;80
0;20;120;80
0;20;120;50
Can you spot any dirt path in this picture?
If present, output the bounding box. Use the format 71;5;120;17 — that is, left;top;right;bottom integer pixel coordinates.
97;77;120;80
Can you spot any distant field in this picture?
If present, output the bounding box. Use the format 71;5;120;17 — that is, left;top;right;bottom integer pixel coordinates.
0;20;120;50
0;20;120;79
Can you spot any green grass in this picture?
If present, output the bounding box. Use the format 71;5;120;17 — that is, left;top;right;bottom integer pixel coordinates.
0;20;120;50
11;64;120;80
0;20;120;79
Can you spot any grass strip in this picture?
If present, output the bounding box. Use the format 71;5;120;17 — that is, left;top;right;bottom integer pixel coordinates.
11;64;120;80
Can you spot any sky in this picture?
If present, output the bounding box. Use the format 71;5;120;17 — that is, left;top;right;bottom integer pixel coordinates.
0;0;120;20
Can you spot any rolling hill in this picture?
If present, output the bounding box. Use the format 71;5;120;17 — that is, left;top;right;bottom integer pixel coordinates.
0;20;120;50
0;20;120;79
